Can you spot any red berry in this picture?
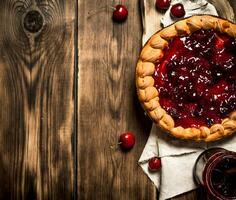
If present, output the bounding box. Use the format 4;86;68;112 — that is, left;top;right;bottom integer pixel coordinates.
185;103;197;115
170;3;185;18
112;5;128;22
156;0;171;10
178;117;205;128
119;132;135;150
148;157;161;171
218;54;234;71
215;37;225;50
159;98;176;114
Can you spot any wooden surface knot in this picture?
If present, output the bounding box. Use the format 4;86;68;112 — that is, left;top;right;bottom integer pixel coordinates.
23;10;43;33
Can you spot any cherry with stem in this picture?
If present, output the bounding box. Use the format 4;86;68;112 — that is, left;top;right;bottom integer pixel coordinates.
110;132;135;151
87;4;128;23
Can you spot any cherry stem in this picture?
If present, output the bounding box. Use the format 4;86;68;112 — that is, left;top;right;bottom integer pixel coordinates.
187;3;208;11
156;141;160;156
87;5;116;18
110;142;122;150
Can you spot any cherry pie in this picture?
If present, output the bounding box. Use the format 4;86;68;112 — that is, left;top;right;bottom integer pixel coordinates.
136;15;236;141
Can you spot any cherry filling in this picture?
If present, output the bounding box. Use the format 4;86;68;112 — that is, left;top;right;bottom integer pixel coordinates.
153;29;236;128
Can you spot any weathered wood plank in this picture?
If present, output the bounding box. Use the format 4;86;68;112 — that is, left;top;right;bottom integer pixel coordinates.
0;0;76;199
77;0;156;199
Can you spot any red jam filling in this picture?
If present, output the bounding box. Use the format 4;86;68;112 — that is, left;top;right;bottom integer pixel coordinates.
153;29;236;128
210;156;236;198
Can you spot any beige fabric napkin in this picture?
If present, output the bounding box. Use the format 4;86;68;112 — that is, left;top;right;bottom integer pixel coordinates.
138;0;236;199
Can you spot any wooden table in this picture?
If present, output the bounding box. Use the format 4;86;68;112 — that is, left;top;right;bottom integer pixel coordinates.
0;0;235;199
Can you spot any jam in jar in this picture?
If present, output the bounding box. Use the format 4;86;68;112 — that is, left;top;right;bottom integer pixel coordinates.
194;148;236;200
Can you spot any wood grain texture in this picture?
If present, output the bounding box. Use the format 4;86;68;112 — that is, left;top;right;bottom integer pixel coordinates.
0;0;235;199
0;0;76;199
77;0;156;199
77;0;236;200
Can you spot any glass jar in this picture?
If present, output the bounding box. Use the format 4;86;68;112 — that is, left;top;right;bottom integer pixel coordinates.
193;147;236;200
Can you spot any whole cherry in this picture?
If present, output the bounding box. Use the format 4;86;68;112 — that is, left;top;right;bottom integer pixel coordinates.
170;3;185;18
148;157;161;171
156;0;171;10
119;132;135;151
112;5;128;22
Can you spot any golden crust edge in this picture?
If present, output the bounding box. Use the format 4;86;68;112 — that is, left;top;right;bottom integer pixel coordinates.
136;15;236;142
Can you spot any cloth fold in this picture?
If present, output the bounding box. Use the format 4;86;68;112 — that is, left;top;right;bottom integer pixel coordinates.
139;125;236;200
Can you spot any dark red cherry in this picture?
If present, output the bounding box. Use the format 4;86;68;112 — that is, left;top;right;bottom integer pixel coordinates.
112;5;128;22
185;103;197;116
156;0;171;10
148;157;161;171
119;132;135;150
170;3;185;18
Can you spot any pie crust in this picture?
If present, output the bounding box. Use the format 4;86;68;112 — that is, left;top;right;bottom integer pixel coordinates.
136;15;236;142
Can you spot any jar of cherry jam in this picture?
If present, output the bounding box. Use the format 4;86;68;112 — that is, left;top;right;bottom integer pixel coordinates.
194;148;236;200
